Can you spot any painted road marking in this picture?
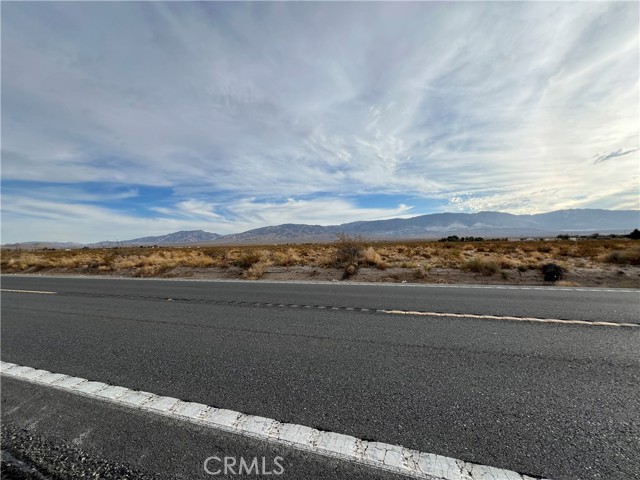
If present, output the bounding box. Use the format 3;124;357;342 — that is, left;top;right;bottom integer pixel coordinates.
2;284;636;327
4;273;639;293
0;361;549;480
381;310;640;328
0;289;57;295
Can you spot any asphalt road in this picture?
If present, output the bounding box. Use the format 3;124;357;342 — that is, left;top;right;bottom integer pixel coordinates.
2;275;639;479
2;376;407;480
2;274;639;322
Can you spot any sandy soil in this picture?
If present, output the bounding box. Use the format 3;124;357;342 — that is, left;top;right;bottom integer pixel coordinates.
7;264;640;288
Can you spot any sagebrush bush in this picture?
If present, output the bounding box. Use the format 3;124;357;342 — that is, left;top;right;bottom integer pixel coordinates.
333;233;363;267
233;251;264;268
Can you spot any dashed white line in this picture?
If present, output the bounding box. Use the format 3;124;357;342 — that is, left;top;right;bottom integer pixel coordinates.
1;361;549;480
2;283;634;327
381;310;639;328
0;288;57;295
4;273;638;293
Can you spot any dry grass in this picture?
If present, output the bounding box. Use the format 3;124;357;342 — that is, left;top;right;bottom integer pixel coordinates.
2;239;639;279
271;248;301;267
242;260;271;280
362;247;387;270
461;257;499;276
601;247;640;266
232;250;265;269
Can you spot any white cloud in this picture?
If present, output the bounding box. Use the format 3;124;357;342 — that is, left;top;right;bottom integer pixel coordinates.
0;194;414;243
1;2;638;242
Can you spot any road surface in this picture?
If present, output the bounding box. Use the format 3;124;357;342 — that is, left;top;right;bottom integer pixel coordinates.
2;275;639;479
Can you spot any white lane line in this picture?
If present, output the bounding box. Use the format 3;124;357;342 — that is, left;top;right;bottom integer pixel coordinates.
4;273;639;293
381;310;640;328
0;361;548;480
2;282;633;328
0;288;57;295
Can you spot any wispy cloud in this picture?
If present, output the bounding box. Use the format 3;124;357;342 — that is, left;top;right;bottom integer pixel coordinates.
1;193;414;243
1;2;638;242
1;196;219;243
593;147;640;164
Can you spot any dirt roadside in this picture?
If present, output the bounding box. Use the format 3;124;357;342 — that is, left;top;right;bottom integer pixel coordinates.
4;264;640;288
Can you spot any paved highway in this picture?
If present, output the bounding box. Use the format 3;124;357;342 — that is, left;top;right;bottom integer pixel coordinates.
1;275;639;479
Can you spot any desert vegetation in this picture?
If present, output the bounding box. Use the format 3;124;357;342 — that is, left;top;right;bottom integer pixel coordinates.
1;236;639;287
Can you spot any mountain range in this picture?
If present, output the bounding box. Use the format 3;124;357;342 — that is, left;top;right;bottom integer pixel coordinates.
3;209;639;248
89;230;222;247
215;209;639;244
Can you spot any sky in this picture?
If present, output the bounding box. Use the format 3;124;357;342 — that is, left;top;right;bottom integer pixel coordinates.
1;1;639;244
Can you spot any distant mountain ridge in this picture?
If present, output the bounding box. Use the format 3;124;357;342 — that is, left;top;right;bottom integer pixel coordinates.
89;230;222;247
214;209;640;244
0;241;84;250
3;209;639;248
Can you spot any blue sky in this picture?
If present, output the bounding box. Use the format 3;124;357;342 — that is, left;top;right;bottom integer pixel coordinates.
1;2;638;243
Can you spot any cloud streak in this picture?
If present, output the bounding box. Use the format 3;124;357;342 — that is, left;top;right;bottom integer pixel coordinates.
2;193;414;243
593;147;640;164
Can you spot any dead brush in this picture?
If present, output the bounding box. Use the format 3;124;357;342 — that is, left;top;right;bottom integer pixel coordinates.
51;254;90;268
399;261;419;268
242;260;271;279
271;248;301;267
380;247;408;264
334;233;363;266
212;250;232;269
2;238;637;281
493;255;516;269
311;248;338;268
180;251;215;268
362;247;387;269
232;250;265;269
285;248;302;265
602;247;640;266
413;266;430;280
333;234;364;278
7;254;51;270
462;257;499;276
139;253;168;267
271;251;287;266
113;255;142;269
133;264;173;277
